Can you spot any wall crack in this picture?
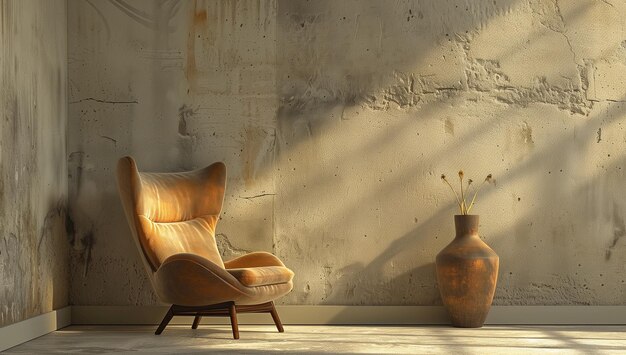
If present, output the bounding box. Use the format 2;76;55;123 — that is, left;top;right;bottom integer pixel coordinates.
70;97;138;105
239;193;276;200
98;135;117;146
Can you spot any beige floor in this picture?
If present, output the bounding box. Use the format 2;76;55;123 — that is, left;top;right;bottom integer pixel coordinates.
5;325;626;354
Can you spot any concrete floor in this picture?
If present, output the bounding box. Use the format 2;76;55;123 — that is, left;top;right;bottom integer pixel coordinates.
5;325;626;354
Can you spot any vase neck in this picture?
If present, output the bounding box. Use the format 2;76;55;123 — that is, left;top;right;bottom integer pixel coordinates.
454;215;479;237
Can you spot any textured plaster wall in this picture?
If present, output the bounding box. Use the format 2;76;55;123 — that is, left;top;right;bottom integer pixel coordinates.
69;0;626;306
0;0;69;326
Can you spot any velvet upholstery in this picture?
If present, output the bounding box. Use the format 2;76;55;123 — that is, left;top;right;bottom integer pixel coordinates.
117;156;293;307
228;266;295;287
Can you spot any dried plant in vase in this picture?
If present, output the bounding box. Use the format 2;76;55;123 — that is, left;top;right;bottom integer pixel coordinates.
436;170;499;328
440;170;493;215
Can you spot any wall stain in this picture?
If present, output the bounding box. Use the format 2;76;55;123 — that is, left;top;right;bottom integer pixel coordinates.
444;117;454;136
65;211;96;277
605;205;626;260
177;104;196;137
68;151;84;199
37;200;67;252
520;121;534;146
322;265;334;301
185;0;207;92
177;104;197;170
241;126;275;186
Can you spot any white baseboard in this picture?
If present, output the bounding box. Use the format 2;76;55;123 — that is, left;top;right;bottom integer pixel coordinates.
0;306;71;352
2;305;624;350
71;305;626;326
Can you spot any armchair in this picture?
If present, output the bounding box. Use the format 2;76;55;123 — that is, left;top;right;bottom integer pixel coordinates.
116;157;293;338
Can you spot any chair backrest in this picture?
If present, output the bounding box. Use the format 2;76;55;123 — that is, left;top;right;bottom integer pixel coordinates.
117;157;226;272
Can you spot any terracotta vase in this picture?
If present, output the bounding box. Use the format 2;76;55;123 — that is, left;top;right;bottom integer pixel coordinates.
436;215;499;328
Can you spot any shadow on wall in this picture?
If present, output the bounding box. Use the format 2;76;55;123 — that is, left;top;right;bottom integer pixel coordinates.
308;99;510;306
269;0;626;307
327;97;626;317
271;0;527;306
484;97;626;306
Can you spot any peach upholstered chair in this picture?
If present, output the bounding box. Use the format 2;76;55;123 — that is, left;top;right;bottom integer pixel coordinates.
116;156;294;338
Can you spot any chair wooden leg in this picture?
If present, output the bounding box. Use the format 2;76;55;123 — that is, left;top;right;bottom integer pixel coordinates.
155;305;175;335
155;301;282;338
269;302;284;333
192;315;202;329
228;302;240;339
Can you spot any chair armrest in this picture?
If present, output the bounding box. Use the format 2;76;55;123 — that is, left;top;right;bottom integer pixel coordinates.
154;253;249;305
224;251;286;269
227;266;294;287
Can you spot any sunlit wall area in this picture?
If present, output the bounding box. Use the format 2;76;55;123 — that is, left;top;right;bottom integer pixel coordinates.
67;0;626;307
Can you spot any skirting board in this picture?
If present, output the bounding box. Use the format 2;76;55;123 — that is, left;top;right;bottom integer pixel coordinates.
0;306;71;352
72;305;626;326
3;305;624;350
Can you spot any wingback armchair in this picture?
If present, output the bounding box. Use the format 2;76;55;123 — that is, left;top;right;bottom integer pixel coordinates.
116;157;294;338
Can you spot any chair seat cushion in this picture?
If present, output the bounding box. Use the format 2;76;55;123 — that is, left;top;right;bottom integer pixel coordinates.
227;266;294;287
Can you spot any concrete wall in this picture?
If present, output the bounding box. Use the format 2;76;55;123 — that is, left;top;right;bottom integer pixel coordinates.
68;0;626;307
0;0;69;326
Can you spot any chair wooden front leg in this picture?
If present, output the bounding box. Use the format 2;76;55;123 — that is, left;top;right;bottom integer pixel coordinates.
228;302;240;339
154;301;282;338
155;305;175;335
269;302;284;333
192;315;202;329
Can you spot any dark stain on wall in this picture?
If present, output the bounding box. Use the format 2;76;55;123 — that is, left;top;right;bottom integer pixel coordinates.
606;205;626;260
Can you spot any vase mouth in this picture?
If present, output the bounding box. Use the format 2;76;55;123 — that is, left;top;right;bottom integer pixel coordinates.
454;215;479;235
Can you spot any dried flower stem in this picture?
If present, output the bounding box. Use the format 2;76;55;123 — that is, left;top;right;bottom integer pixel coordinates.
459;171;466;214
466;183;485;214
441;172;492;215
441;175;463;212
466;174;493;214
465;179;474;213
